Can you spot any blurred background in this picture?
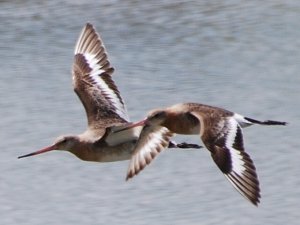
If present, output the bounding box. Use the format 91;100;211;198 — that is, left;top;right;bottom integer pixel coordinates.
0;0;299;224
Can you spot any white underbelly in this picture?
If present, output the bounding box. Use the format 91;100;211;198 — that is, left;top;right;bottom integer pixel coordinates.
99;142;136;162
105;126;142;146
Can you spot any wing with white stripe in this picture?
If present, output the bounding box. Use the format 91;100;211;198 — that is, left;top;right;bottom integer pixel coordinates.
72;23;129;130
126;125;174;180
200;116;260;205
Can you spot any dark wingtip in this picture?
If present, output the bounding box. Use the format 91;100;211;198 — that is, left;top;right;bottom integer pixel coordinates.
249;193;261;206
126;173;133;181
85;22;93;28
251;197;260;207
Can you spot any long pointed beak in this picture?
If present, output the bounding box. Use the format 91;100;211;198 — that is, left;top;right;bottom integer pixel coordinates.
113;119;147;133
18;144;57;159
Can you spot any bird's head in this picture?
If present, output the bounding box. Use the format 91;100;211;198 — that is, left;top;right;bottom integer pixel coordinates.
18;135;78;159
146;109;167;126
113;109;168;134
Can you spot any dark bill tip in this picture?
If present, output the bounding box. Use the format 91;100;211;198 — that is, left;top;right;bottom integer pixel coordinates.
18;144;56;159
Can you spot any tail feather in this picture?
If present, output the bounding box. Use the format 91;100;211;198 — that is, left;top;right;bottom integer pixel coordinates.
245;117;287;126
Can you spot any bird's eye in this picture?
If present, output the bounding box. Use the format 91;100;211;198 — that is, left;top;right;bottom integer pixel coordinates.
60;138;67;143
154;113;160;118
153;111;164;118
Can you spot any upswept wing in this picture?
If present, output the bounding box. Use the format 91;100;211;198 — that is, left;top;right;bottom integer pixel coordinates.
193;112;261;205
126;125;174;180
72;23;129;131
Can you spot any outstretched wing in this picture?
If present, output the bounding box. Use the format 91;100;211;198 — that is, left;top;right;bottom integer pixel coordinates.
126;125;174;180
72;23;129;131
193;112;261;206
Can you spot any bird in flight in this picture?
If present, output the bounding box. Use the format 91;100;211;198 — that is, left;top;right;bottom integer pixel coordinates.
18;23;201;162
118;102;286;205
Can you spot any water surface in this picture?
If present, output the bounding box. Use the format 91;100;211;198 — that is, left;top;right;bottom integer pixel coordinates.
0;1;299;224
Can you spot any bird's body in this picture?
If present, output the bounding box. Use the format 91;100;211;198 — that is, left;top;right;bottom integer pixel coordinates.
151;103;233;135
122;102;286;205
18;23;286;206
18;24;200;162
54;131;138;162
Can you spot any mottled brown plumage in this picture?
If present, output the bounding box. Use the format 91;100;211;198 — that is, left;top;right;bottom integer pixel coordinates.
18;23;136;162
18;24;201;164
123;102;286;205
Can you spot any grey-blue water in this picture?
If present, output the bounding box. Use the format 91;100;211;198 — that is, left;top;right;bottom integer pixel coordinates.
1;1;299;224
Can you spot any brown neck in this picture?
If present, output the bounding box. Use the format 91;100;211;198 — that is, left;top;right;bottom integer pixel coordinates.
163;111;200;135
68;140;98;161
